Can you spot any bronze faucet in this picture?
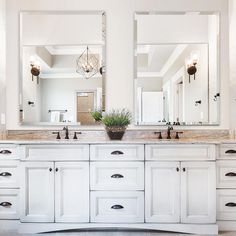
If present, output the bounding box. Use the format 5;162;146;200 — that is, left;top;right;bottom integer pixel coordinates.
167;125;173;139
63;126;69;139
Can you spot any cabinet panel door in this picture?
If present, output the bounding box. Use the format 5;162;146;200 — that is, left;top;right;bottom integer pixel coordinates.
20;162;54;222
181;161;216;223
145;162;180;222
55;162;89;222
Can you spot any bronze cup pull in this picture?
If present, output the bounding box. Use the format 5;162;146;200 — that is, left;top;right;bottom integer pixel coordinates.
111;150;124;155
0;172;12;177
225;150;236;154
0;202;12;207
111;174;124;178
0;150;12;154
111;205;124;210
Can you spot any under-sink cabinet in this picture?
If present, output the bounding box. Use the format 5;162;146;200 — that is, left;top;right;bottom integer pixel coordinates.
0;142;220;235
145;161;216;223
20;161;89;223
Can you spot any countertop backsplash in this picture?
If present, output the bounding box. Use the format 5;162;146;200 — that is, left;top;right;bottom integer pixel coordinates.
4;129;231;141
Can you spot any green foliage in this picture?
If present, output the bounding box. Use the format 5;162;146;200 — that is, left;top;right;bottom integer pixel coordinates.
102;109;132;127
91;110;103;122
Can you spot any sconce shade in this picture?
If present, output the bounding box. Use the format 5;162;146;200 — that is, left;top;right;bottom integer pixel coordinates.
31;67;40;77
187;66;197;76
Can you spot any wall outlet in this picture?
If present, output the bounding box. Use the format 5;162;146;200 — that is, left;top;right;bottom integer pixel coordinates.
1;113;6;125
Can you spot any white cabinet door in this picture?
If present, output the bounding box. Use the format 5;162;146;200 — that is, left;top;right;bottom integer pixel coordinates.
181;161;216;223
55;162;89;222
145;162;180;223
20;162;54;222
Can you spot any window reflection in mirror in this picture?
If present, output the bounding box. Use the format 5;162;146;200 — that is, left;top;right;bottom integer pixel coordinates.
19;12;106;126
134;12;220;126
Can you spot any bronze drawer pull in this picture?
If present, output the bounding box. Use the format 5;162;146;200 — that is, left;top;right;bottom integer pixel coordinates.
111;205;124;209
225;202;236;207
0;150;12;154
225;150;236;154
0;202;12;207
0;172;12;177
111;174;124;178
225;172;236;177
111;150;124;155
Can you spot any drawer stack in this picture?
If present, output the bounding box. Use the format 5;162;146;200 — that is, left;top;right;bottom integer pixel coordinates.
0;145;20;220
90;144;145;223
217;144;236;230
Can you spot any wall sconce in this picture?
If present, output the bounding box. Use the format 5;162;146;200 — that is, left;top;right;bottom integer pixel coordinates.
195;100;202;106
30;56;40;84
28;101;35;107
213;93;220;101
185;51;199;83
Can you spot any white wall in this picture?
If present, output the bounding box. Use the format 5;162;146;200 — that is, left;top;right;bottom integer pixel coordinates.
21;13;102;45
5;0;229;130
229;0;236;130
40;77;102;122
137;14;209;44
22;47;41;123
0;0;6;134
163;44;209;123
137;77;163;91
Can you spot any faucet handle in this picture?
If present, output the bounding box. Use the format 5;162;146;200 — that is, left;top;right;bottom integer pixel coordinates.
73;132;82;140
52;132;61;140
175;132;183;139
154;131;162;139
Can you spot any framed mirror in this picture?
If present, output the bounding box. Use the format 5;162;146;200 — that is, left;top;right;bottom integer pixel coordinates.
134;12;220;126
19;11;106;126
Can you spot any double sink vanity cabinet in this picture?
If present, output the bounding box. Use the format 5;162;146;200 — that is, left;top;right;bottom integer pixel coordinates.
0;141;236;234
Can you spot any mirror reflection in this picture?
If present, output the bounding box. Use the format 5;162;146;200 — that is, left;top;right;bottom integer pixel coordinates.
20;12;106;125
134;12;220;126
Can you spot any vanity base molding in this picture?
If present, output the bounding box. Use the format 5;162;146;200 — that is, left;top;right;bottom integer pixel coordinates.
0;220;19;232
18;223;218;235
217;221;236;231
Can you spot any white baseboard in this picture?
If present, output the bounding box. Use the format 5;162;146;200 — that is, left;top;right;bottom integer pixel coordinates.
0;220;19;233
218;221;236;231
18;223;218;235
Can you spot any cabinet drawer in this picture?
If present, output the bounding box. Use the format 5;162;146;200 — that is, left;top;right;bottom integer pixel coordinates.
21;145;89;160
0;145;19;160
90;145;144;161
90;191;144;223
0;161;19;188
217;160;236;188
90;162;144;190
0;189;19;219
146;144;216;161
217;189;236;220
220;144;236;159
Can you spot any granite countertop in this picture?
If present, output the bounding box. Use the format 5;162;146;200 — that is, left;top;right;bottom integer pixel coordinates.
0;138;235;144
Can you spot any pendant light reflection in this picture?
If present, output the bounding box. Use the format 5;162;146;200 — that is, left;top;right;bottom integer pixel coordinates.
76;46;100;79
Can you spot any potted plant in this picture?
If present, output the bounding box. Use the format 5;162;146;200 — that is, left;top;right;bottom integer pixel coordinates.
91;110;103;124
102;109;132;140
